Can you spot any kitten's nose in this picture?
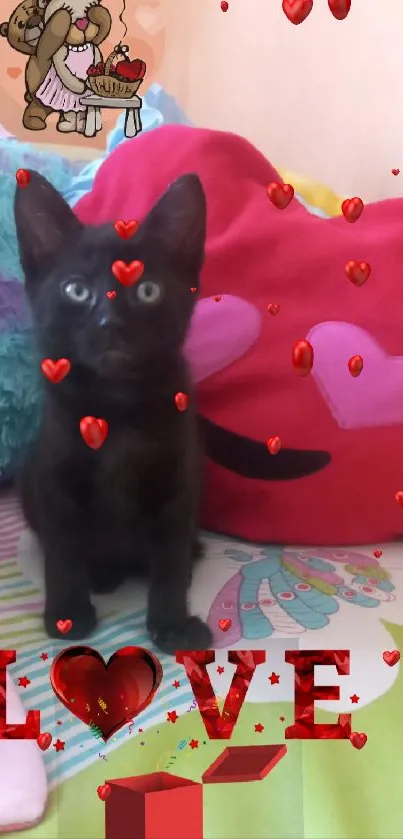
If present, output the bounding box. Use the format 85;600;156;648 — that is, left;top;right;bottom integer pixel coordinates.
75;17;89;30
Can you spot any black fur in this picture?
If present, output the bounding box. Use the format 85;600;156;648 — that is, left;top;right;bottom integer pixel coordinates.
15;170;212;655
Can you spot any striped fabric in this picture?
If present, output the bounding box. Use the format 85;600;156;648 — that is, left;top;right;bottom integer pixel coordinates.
0;492;196;790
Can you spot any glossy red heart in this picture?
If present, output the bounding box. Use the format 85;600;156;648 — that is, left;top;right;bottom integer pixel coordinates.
56;619;73;634
348;354;363;378
392;169;400;176
174;392;188;412
111;260;144;287
114;219;139;240
41;357;71;384
106;291;116;299
267;303;280;316
282;0;313;25
383;650;400;667
15;168;30;188
349;732;367;750
218;618;232;632
345;260;371;287
37;732;52;751
328;0;351;20
341;197;364;223
292;339;314;376
80;417;108;450
115;58;147;81
267;182;294;209
266;436;282;455
50;645;163;741
373;549;383;559
97;784;111;801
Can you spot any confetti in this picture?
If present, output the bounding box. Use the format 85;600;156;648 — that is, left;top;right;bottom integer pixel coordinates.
172;680;180;689
220;1;229;10
40;653;48;661
268;672;280;685
53;739;65;752
267;181;294;209
392;169;400;176
217;666;225;674
348;355;363;378
18;676;31;688
218;618;232;632
383;650;400;667
190;287;197;293
328;0;351;20
396;491;403;509
167;710;178;724
254;723;264;733
341;197;364;223
41;358;71;384
213;295;222;302
90;723;104;740
189;739;199;749
350;694;360;704
174;392;188;412
373;549;383;559
267;303;280;316
349;732;367;750
107;290;116;299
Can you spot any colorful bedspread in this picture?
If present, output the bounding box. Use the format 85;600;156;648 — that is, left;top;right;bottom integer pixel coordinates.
1;491;403;838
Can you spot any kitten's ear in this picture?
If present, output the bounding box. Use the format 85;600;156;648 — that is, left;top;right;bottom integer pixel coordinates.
142;174;206;274
14;171;82;280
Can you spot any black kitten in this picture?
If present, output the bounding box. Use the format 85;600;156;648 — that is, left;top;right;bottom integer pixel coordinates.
14;170;212;655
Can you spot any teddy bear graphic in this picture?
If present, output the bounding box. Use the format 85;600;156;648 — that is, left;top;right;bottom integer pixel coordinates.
1;0;111;133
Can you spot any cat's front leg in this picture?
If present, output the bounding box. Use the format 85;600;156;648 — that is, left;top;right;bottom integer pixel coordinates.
43;540;96;641
146;496;212;656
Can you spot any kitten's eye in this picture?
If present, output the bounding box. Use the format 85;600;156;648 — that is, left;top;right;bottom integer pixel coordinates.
136;280;161;304
63;280;91;304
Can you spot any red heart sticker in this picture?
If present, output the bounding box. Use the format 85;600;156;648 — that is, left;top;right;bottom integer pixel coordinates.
341;197;364;223
345;260;371;287
80;417;108;450
218;618;232;632
97;784;112;801
15;168;30;188
112;260;144;287
328;0;351;20
392;169;400;176
282;0;313;25
266;436;282;455
114;220;139;240
41;358;71;384
37;732;52;751
50;645;163;741
56;619;73;634
268;303;280;316
383;650;400;667
349;732;367;750
267;182;294;209
106;291;116;299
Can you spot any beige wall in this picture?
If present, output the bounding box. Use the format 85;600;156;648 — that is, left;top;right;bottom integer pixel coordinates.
2;0;403;202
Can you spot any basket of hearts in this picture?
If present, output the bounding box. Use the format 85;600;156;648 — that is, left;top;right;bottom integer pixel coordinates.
87;45;146;99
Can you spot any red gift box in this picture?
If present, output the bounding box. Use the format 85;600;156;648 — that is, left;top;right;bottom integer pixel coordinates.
104;746;286;839
105;772;203;839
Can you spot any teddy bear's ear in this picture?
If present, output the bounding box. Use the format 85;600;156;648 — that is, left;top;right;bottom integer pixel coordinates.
0;22;9;37
14;171;82;283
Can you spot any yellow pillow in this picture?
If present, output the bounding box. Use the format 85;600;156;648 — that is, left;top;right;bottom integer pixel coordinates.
278;168;343;217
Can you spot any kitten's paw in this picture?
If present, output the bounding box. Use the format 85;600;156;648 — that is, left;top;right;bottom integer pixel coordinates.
150;616;213;656
44;604;97;640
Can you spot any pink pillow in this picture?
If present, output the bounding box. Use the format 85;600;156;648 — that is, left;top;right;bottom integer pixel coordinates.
75;125;403;546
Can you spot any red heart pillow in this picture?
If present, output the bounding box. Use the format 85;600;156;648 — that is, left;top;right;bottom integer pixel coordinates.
75;125;403;546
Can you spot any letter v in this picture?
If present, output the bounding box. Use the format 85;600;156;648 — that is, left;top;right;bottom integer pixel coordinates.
176;650;266;739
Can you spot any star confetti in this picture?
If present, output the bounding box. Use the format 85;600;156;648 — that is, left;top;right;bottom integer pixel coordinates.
350;694;360;704
53;739;65;752
40;652;49;661
172;680;180;689
167;711;178;724
18;676;31;688
217;666;225;674
269;672;280;685
189;739;199;749
255;723;264;733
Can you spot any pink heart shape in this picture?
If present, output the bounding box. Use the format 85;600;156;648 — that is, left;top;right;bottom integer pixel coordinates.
185;294;261;383
307;321;403;429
